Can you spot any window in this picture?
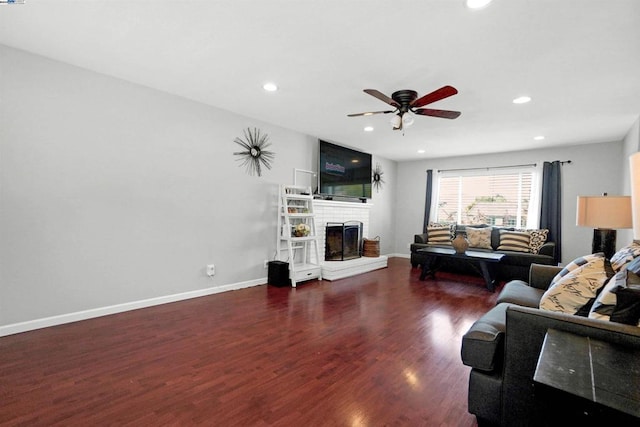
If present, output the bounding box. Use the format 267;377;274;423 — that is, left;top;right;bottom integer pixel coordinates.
434;168;539;228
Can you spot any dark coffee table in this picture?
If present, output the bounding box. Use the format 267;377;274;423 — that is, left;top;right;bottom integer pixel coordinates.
417;247;505;291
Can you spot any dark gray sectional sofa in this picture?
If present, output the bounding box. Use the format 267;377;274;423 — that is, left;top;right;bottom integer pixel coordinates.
461;264;640;426
411;225;556;282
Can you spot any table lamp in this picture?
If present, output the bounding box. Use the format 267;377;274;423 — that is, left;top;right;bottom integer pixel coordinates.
576;194;632;259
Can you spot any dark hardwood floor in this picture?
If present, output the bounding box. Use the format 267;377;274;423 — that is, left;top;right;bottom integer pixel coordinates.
0;257;501;426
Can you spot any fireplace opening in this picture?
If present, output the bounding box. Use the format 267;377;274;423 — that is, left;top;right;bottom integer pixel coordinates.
325;221;363;261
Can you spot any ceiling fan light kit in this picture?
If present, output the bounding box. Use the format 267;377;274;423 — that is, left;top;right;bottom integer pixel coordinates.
349;86;461;131
465;0;493;10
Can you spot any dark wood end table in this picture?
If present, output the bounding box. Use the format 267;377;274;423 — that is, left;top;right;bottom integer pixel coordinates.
533;328;640;423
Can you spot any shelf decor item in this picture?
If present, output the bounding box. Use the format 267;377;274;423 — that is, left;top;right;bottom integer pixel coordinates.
233;127;275;177
372;162;385;193
293;223;311;237
452;231;469;254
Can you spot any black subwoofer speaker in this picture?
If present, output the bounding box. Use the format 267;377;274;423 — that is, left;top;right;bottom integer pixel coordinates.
268;261;290;287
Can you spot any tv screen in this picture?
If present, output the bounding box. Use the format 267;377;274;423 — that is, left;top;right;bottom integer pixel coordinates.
318;140;372;199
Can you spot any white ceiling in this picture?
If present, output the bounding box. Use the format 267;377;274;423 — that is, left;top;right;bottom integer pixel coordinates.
1;0;639;161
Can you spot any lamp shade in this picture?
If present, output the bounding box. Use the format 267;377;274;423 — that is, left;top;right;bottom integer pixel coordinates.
576;195;632;229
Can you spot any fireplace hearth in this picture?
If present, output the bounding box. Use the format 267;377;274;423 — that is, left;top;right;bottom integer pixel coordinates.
325;221;363;261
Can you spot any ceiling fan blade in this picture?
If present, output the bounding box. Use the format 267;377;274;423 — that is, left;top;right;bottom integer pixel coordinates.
410;85;458;108
363;89;400;108
413;108;461;119
347;110;395;117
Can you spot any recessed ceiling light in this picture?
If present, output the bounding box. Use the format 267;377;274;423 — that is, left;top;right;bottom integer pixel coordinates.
364;126;374;132
262;82;278;92
513;96;531;104
417;149;426;154
465;0;493;10
534;135;545;141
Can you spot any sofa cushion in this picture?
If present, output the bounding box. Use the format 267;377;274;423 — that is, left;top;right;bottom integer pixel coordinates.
540;256;609;315
497;280;545;308
498;230;531;253
498;250;554;268
610;241;640;272
466;227;492;249
461;303;512;372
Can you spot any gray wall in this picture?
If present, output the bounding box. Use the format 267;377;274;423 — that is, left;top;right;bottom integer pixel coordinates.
2;44;636;330
394;141;627;265
0;46;397;327
618;117;640;243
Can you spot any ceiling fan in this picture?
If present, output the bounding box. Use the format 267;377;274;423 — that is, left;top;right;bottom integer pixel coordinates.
348;85;461;130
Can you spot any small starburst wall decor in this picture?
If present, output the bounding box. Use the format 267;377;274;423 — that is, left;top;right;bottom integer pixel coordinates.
233;127;275;177
372;162;385;193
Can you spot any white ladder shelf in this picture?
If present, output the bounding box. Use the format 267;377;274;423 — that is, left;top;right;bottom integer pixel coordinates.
276;185;322;287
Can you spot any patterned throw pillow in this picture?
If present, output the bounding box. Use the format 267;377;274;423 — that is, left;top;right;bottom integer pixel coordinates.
610;272;640;326
551;253;605;285
610;241;640;271
540;256;609;315
589;269;626;321
516;229;549;254
427;225;452;245
428;222;456;239
497;230;531;253
465;227;492;249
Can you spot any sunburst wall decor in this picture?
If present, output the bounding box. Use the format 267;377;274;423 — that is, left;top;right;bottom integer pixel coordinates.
233;127;275;177
372;162;385;193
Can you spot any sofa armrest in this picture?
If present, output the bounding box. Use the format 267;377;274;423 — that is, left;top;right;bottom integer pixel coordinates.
461;303;510;372
414;233;428;244
537;241;555;258
528;263;562;290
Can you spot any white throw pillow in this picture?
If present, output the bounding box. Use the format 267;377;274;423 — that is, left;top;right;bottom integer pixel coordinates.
540;256;609;315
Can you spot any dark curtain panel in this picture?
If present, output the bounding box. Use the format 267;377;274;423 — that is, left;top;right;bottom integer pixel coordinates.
423;169;433;232
540;161;562;263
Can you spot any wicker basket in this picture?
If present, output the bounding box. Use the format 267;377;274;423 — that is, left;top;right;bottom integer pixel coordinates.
363;236;380;257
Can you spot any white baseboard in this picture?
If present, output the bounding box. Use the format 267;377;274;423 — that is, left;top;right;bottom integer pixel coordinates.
0;254;409;338
0;277;266;337
388;253;410;259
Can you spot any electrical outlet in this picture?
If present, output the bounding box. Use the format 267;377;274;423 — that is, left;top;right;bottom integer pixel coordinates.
206;264;215;276
264;260;269;269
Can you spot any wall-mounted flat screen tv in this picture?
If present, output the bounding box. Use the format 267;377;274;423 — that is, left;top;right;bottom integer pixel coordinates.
318;140;372;199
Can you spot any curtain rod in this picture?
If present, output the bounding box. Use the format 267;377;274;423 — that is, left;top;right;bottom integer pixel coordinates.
436;160;571;173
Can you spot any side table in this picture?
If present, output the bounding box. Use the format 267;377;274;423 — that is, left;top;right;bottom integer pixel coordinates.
533;328;640;423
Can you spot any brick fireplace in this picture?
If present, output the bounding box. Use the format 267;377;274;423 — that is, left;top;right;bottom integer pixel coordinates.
313;199;386;280
313;199;370;259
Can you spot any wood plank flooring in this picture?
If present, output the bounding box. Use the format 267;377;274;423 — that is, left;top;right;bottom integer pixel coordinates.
0;257;500;426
